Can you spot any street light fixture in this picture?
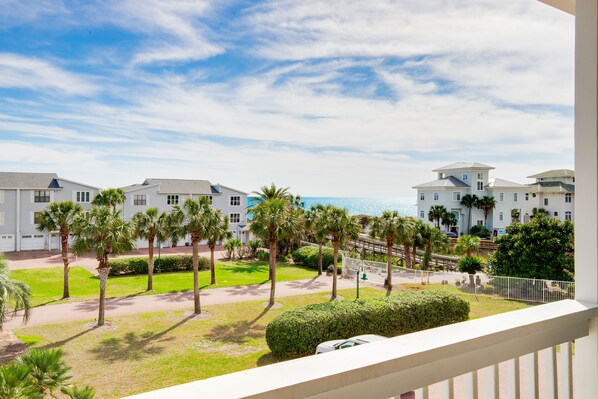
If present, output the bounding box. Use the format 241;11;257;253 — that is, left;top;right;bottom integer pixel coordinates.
356;266;368;299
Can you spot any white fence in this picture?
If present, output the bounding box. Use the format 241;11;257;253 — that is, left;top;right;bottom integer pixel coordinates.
342;255;575;303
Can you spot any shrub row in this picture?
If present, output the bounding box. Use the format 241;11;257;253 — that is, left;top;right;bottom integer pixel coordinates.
265;291;470;358
108;255;210;276
291;246;337;270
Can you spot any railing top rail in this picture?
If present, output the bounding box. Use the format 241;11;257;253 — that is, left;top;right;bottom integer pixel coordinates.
122;300;598;399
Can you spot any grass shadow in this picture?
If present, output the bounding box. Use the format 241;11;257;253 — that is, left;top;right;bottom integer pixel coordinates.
41;327;95;349
206;307;271;344
88;315;195;362
256;352;279;367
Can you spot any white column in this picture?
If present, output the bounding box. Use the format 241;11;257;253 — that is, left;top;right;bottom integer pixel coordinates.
574;0;598;397
15;189;20;252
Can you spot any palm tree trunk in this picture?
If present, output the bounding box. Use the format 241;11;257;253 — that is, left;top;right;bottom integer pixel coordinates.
268;239;277;306
332;239;339;299
386;238;393;289
210;244;216;285
403;242;412;269
97;257;109;327
424;242;432;270
60;232;70;299
467;208;472;234
193;239;201;314
412;242;417;266
147;237;154;291
318;243;323;275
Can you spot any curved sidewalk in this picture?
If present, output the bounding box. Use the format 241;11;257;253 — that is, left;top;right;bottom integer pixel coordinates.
5;276;362;330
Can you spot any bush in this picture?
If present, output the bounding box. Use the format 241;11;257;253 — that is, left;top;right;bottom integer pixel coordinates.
265;291;470;358
108;255;210;276
247;240;261;257
257;250;269;261
291;246;337;270
469;225;491;238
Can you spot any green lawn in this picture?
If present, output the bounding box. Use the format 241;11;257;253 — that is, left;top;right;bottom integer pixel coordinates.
11;261;316;307
12;286;533;399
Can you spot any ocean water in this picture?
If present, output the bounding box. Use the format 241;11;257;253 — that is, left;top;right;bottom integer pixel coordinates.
249;197;417;217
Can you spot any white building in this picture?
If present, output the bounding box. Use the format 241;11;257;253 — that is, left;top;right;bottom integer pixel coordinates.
121;178;250;248
0;172;100;252
414;163;575;236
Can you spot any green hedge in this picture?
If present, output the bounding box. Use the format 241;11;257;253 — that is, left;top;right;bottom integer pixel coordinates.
291;246;337;270
265;291;470;358
108;255;210;276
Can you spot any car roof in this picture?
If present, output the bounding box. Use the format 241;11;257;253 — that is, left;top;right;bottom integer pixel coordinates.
349;334;387;343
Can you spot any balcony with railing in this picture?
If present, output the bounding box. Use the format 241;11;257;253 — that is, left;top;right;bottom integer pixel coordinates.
126;1;598;398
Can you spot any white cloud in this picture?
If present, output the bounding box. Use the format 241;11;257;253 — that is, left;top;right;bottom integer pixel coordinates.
0;53;99;95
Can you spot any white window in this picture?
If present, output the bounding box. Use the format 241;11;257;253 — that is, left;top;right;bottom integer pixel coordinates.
565;193;572;203
134;195;147;206
420;192;425;201
499;193;504;202
33;211;43;225
230;213;240;223
462;174;468;181
544;198;549;206
452;192;461;201
476;219;484;226
477;181;484;191
499;212;504;222
230;196;241;206
0;212;4;226
34;190;50;203
204;195;213;205
565;211;572;221
433;193;439;201
167;195;179;205
513;193;518;202
76;191;90;203
477;172;484;180
420;210;425;219
525;193;529;201
554;211;559;217
533;193;537;198
0;190;4;203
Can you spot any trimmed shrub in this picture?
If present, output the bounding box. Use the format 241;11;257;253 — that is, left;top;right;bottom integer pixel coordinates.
108;255;210;276
265;291;470;358
257;250;269;261
469;225;491;239
457;256;485;274
291;246;336;270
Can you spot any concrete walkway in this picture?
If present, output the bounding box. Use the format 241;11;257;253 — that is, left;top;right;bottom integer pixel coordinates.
5;246;225;275
5;276;364;329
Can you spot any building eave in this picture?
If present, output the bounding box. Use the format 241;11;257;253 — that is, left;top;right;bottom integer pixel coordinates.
539;0;575;15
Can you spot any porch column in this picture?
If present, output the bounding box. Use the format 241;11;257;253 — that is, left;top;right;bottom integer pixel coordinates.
574;0;598;396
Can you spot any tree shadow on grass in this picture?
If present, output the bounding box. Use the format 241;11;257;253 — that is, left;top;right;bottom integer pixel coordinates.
256;352;279;367
222;265;268;274
205;307;271;344
88;315;195;362
41;327;95;350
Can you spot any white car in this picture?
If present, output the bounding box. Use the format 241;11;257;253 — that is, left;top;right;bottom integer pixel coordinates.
315;334;387;354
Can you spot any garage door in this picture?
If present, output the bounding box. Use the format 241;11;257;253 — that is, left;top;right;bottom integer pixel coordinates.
0;234;15;252
21;234;46;250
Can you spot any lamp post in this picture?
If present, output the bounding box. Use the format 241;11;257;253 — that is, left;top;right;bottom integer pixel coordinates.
356;266;368;299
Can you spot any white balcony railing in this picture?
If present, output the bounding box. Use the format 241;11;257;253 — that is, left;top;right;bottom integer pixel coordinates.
123;300;598;399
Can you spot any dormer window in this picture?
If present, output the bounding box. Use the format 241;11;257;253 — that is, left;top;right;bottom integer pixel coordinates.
462;174;468;181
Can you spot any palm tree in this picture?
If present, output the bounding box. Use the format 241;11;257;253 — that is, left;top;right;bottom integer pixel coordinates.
441;211;458;233
204;208;233;285
418;223;449;270
132;208;168;291
18;348;71;397
531;207;550;219
71;207;135;326
251;183;290;205
0;362;37;399
36;201;83;299
0;256;30;330
182;197;211;314
165;205;185;248
476;196;496;226
455;234;481;257
62;386;96;399
322;207;360;299
511;208;521;224
91;188;126;211
304;205;329;275
460;194;478;234
428;205;447;229
250;193;303;306
396;217;416;269
369;210;401;289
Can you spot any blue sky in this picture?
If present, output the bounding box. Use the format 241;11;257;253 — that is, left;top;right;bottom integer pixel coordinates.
0;0;574;196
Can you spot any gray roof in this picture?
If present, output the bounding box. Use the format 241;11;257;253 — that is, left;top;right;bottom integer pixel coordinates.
143;178;214;195
433;162;495;172
529;181;575;193
413;176;470;189
0;172;61;189
487;178;528;188
527;169;575;179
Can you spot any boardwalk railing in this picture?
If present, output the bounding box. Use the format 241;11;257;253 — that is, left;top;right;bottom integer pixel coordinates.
342;255;575;303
